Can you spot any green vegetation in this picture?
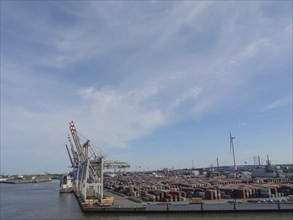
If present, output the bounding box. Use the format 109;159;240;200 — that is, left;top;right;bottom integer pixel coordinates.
283;168;293;173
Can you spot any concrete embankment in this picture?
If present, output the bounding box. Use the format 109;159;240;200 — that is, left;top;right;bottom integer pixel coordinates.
74;190;293;214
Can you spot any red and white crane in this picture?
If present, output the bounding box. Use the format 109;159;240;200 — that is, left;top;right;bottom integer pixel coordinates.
65;121;130;202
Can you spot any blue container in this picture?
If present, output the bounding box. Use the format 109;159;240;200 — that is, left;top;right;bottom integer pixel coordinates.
186;192;193;198
194;192;200;197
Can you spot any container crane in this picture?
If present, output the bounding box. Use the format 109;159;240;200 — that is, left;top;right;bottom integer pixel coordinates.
67;121;130;205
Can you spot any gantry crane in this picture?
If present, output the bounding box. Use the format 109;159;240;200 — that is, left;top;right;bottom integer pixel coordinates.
67;121;130;203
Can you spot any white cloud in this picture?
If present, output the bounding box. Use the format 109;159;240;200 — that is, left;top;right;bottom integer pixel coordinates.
169;86;202;110
261;97;292;112
238;122;248;127
76;76;201;148
230;38;272;65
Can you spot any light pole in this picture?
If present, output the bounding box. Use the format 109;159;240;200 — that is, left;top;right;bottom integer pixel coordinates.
232;189;236;210
138;166;141;198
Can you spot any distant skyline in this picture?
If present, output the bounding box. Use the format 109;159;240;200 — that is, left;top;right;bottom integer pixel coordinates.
1;1;292;174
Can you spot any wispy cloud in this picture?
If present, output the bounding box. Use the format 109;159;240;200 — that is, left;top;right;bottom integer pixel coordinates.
260;97;292;112
238;122;248;127
230;38;272;65
76;73;203;147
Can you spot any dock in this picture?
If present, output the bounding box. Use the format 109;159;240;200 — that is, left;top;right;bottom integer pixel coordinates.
73;189;293;213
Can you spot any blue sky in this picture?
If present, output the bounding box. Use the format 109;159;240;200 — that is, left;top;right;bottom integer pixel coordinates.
1;1;292;174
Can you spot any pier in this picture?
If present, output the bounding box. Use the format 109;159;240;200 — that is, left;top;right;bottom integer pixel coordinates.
73;188;293;213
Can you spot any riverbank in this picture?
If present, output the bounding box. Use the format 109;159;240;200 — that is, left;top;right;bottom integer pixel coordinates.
0;178;52;184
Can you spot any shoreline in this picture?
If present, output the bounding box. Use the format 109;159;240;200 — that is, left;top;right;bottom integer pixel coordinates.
0;179;52;184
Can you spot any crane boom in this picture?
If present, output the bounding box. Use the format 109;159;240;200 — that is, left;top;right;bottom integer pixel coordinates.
65;144;74;167
68;135;79;167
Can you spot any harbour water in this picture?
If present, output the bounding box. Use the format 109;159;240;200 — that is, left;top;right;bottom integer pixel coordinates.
0;180;292;220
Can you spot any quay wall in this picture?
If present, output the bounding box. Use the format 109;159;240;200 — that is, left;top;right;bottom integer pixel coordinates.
73;191;293;214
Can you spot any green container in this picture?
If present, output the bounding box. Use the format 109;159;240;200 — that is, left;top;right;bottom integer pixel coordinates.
260;188;271;193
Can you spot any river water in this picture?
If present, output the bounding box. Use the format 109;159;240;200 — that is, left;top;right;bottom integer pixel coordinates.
0;180;292;220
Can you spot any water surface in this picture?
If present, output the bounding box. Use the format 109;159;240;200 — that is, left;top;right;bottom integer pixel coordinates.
1;181;292;220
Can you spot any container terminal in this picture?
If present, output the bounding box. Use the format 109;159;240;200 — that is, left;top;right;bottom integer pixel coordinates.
60;121;293;213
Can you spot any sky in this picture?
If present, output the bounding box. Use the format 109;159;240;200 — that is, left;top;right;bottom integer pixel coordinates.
1;1;292;175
